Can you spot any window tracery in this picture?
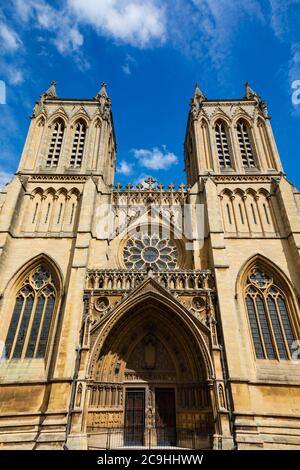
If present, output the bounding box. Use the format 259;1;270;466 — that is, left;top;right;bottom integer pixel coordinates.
5;264;57;360
123;233;178;271
245;265;296;360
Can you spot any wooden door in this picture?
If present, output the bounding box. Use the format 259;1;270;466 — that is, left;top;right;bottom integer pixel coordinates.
155;388;176;446
124;389;145;446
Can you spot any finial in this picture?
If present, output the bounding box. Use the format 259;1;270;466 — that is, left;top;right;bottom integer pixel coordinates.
41;80;57;99
94;82;109;100
94;82;111;119
194;82;207;100
244;82;259;101
144;176;156;189
190;82;207;119
100;82;108;96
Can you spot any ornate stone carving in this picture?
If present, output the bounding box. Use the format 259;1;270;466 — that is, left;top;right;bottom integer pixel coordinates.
94;82;111;121
190;83;207;119
95;296;109;312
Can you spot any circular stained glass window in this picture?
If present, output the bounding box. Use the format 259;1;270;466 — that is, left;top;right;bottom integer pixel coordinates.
123;234;177;271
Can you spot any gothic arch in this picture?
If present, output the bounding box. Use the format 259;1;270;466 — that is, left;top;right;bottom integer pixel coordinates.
236;254;300;360
88;282;214;380
70;114;89;127
56;187;68;198
36;115;46;127
48;113;67;127
220;188;233;198
31;187;43;197
85;281;216;446
1;254;63;362
44;187;56;197
233;188;245;198
2;253;63;296
211;114;231;128
68;187;81;199
236;254;298;298
232;112;253;128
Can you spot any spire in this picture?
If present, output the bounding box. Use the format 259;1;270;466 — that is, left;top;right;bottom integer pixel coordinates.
32;80;57;118
194;82;207;101
94;82;111;120
42;80;57;99
244;82;259;101
244;82;269;118
190;82;207;119
94;82;108;100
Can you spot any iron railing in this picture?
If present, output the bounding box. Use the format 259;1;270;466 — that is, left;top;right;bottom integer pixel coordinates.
87;426;212;450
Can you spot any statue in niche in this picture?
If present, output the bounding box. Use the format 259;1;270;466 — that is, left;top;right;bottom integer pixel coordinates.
218;384;225;409
142;334;156;370
76;383;83;408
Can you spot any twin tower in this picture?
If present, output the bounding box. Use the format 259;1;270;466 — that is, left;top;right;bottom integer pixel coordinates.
0;81;299;449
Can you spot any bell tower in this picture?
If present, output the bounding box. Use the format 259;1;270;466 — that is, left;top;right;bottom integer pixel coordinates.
184;83;283;186
18;81;116;187
184;83;300;450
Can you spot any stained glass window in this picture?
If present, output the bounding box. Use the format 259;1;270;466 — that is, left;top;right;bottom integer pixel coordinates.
124;234;177;271
245;265;296;360
5;264;57;360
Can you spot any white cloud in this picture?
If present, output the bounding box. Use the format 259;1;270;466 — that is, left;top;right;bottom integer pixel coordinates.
122;63;131;75
269;1;300;112
269;0;300;40
68;0;166;48
54;27;84;54
0;20;22;52
133;172;150;186
117;159;134;175
132;146;178;170
0;58;25;86
122;53;136;75
167;0;264;69
0;170;13;190
14;0;85;55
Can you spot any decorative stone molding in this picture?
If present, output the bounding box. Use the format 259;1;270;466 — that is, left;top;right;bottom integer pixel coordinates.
28;174;89;182
86;269;214;292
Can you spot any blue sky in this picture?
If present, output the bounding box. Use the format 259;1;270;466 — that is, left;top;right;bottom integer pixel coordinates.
0;0;300;188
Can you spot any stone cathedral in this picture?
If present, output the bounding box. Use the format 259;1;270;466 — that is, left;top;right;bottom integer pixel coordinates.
0;80;299;451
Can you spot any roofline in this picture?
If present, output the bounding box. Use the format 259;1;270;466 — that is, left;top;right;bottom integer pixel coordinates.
44;98;99;103
202;98;256;103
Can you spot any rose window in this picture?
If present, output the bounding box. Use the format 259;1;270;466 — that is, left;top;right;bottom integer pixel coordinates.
123;234;177;270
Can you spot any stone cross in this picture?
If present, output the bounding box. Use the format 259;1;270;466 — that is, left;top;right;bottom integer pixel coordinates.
144;176;156;189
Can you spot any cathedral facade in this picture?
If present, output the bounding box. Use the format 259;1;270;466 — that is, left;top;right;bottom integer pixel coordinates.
0;81;299;450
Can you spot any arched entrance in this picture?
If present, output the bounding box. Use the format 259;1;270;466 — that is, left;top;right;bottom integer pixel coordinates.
86;296;215;449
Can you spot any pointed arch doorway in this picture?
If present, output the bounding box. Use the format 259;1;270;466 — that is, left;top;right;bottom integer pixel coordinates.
86;295;215;449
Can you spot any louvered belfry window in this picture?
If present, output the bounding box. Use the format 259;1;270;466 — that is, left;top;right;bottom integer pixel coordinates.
215;120;232;168
5;264;57;359
245;266;296;360
47;119;65;167
237;120;255;167
70;120;86;168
